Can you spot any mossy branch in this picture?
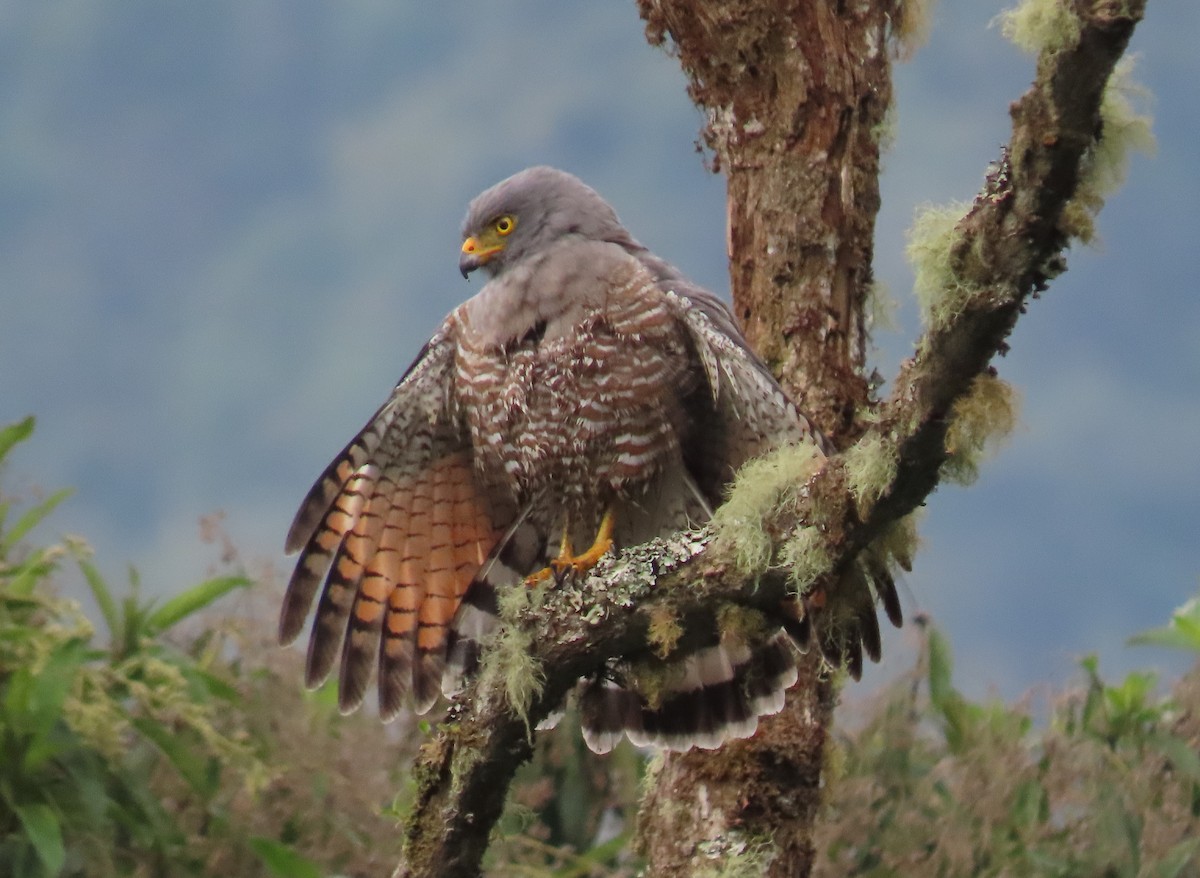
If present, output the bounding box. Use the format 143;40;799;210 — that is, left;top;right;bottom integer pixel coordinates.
395;2;1148;876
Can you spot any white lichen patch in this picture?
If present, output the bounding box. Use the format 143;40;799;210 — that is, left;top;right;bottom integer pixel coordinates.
696;833;778;877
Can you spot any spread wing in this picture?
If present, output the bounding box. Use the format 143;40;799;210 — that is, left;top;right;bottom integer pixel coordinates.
664;286;901;677
280;325;507;718
665;286;829;477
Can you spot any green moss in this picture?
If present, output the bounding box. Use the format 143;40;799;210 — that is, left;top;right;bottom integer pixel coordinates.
906;201;976;330
624;659;686;711
717;604;773;646
874;510;923;573
843;432;900;516
478;584;546;731
647;604;684;659
891;0;935;59
995;0;1082;56
943;372;1019;485
711;443;824;576
1065;57;1156;243
781;527;832;590
998;4;1153;246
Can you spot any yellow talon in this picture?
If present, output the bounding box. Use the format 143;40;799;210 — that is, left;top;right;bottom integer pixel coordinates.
524;509;615;586
561;509;615;575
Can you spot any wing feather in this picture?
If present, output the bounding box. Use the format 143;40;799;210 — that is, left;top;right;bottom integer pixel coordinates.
280;324;505;717
661;286;903;687
664;288;828;463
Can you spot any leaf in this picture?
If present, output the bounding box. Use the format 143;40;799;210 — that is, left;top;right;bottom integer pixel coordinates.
130;716;217;798
1153;837;1200;878
553;831;630;877
249;837;325;878
9;639;88;771
145;575;250;636
76;556;121;646
1128;596;1200;653
0;416;35;463
1145;731;1200;784
190;667;240;702
13;802;65;875
1;489;72;556
6;548;57;598
1010;778;1048;828
926;626;971;751
927;626;955;706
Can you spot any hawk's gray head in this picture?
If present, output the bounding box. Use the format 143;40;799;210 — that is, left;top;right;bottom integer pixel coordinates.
458;166;628;279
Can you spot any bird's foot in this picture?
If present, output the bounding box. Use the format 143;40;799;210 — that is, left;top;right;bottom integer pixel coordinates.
524;510;615;586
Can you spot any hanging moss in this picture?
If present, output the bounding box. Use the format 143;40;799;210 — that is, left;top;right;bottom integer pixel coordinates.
907;201;978;330
942;372;1020;485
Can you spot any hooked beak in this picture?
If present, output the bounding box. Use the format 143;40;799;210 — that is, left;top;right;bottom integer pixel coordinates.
459;236;503;279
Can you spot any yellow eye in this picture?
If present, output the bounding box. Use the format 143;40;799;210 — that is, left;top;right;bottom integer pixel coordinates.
494;215;516;236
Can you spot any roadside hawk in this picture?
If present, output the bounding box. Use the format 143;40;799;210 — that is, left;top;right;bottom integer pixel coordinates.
280;166;901;753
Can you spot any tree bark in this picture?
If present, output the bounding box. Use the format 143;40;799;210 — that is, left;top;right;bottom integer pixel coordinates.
393;1;1148;875
633;2;892;875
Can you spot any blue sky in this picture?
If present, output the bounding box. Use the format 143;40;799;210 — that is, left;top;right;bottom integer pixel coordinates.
2;1;1197;703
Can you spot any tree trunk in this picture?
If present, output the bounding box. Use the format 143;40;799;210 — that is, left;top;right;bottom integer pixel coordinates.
633;2;894;875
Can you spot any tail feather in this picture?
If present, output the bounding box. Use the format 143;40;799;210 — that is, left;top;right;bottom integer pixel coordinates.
857;602;882;665
874;564;904;630
579;632;797;754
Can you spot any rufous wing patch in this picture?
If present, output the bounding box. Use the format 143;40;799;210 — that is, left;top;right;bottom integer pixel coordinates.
377;451;502;718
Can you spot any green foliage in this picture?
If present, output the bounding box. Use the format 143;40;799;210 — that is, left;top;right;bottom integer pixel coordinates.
0;419;264;876
248;836;324;878
0;419;373;877
815;615;1200;877
488;708;643;877
1129;592;1200;653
